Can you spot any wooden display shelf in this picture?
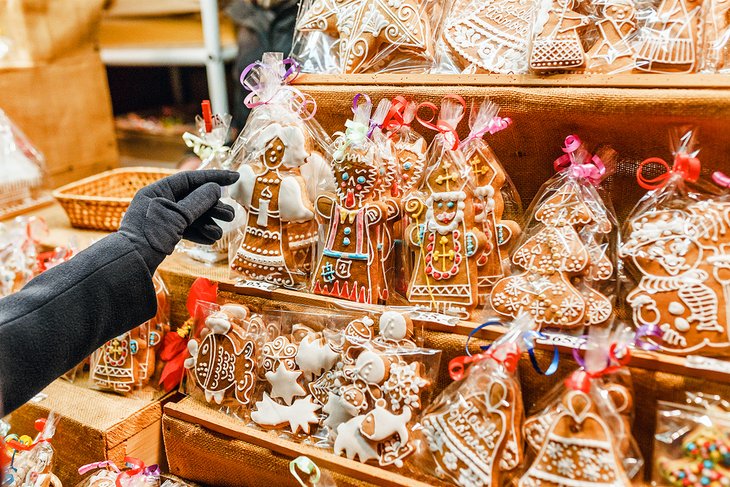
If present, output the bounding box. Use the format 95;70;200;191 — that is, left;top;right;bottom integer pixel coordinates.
163;398;433;487
295;72;730;89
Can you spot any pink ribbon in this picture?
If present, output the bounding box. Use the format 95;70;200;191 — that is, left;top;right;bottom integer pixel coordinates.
553;135;606;185
78;461;120;475
713;171;730;188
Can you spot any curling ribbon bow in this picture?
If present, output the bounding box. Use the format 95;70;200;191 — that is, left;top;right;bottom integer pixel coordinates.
712;171;730;188
416;95;466;151
78;461;120;476
463;114;512;145
633;323;663;351
332;94;373;161
158;278;218;392
448;321;559;380
239;58;316;119
290;456;322;487
5;419;50;452
566;342;631;393
182;132;230;163
636;152;701;190
553;135;606;185
114;457;159;487
382;95;410;133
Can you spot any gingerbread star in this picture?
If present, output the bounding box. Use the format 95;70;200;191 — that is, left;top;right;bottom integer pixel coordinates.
297;0;430;73
265;362;306;405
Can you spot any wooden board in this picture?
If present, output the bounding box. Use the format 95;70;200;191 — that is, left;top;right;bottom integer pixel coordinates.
163;398;433;487
295;73;730;89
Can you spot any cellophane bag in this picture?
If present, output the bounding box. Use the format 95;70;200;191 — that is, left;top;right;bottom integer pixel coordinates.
632;0;703;73
4;414;59;487
410;314;535;486
310;95;392;305
183;302;275;420
654;392;730;486
519;326;643;485
178;101;245;265
228;52;333;290
291;0;445;73
459;99;522;318
383;97;429;298
89;273;171;395
699;0;730;73
0;216;46;298
0;110;48;220
436;0;541;74
78;458;160;487
402;95;488;320
490;134;618;336
619;130;730;358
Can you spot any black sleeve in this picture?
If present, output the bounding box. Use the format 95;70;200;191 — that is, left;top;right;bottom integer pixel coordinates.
0;232;158;414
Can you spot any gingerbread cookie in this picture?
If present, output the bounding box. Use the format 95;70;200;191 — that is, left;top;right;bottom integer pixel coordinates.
585;0;637;73
700;0;730;72
634;0;702;72
529;0;590;71
519;389;632;486
251;392;321;434
184;308;257;407
620;201;730;356
311;121;389;304
230;123;316;289
386;99;428;198
405;134;488;318
296;0;432;73
658;424;730;486
444;0;538;73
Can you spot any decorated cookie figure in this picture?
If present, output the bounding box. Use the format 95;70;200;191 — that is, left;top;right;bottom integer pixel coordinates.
700;0;730;72
529;0;590;71
461;100;522;303
519;389;632;486
405;97;487;319
586;0;637;73
184;306;257;407
658;424;730;486
312;98;389;304
230;122;316;288
444;0;539;73
384;97;428;199
296;0;432;73
634;0;702;72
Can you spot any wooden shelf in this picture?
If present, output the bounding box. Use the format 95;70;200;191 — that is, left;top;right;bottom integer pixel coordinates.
294;73;730;89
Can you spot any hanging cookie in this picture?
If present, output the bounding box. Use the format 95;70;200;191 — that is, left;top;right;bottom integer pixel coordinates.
529;0;590;71
585;0;637;73
634;0;702;72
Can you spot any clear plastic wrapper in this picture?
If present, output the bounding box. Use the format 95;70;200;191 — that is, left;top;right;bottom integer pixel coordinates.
519;327;643;485
584;0;639;74
699;0;730;73
633;0;703;73
291;0;444;73
89;273;170;394
3;414;60;487
311;95;391;304
0;109;47;219
411;314;535;486
528;0;592;71
403;95;487;319
78;458;161;487
654;393;730;486
0;217;46;298
490;134;618;335
619;129;730;357
459;100;522;314
436;0;541;73
184;302;274;419
229;53;333;290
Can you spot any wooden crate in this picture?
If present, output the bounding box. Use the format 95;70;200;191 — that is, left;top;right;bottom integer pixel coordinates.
6;377;170;486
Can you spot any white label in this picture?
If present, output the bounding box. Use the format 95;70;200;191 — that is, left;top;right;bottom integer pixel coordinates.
410;310;459;326
235;280;279;292
535;332;587;350
686;355;730;375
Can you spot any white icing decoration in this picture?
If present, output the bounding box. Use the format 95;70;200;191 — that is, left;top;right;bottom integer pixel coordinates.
279;176;315;222
323;392;355;434
355;350;387;383
265;362;306;405
359;404;412;443
230;164;256;208
251;392;321;434
378;311;408;341
295;334;339;376
334;416;380;463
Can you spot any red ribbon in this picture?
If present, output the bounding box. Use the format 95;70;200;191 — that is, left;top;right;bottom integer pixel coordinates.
712;171;730;188
416;95;466;151
185;278;218;318
553;135;606;185
382;95;410;133
448;343;520;381
636;153;701;190
565;343;631;393
115;457;144;487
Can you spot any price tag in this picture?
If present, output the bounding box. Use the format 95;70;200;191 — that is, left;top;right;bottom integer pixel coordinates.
410;310;459;326
235;280;278;292
535;332;586;350
686;355;730;375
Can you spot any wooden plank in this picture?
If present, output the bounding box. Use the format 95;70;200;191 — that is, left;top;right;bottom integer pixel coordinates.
164;399;433;487
294;73;730;89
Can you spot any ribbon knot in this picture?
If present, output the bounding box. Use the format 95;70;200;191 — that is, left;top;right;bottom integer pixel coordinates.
566;343;630;393
637;153;701;190
382;95;411;133
416;95;466;151
182;132;230;164
553;135;606;185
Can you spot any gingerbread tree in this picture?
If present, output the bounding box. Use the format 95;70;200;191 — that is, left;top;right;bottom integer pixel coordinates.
490;181;612;329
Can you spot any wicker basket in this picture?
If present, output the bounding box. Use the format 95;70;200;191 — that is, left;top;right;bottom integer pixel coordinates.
53;167;177;231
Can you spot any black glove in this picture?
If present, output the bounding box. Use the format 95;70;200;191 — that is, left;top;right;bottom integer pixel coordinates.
119;170;240;272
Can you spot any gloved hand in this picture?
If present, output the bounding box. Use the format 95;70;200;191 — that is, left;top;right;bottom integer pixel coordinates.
119;170;240;272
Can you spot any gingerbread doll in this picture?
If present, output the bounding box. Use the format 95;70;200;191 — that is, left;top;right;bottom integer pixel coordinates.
230;123;317;289
586;0;637;73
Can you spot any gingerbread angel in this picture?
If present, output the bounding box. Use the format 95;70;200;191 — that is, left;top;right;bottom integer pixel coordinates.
230;123;317;289
634;0;702;72
311;108;390;304
529;0;590;71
